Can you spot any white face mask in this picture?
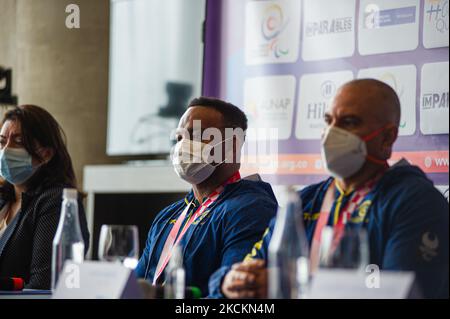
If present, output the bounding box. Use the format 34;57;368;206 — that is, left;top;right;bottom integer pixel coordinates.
172;137;235;185
321;126;368;179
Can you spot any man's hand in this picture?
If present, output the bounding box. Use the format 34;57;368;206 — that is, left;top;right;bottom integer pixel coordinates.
221;259;268;299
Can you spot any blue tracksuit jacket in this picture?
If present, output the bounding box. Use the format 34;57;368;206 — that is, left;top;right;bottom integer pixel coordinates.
209;161;449;299
135;178;278;297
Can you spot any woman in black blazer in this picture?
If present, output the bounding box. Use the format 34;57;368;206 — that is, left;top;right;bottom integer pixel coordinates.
0;105;90;289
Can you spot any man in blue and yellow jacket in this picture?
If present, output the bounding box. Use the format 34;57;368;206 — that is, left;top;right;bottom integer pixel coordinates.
135;97;277;297
211;79;449;299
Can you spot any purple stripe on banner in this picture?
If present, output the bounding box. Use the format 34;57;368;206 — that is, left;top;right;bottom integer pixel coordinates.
202;0;222;98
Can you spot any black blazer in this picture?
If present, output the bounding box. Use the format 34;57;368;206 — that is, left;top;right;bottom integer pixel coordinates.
0;184;90;289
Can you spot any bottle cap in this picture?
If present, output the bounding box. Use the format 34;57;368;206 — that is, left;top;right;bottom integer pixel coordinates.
63;188;78;200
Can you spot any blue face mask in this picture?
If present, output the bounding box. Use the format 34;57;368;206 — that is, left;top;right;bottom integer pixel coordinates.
0;148;36;185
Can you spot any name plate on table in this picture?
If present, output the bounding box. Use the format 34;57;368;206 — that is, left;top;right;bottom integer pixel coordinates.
53;261;142;299
308;269;416;299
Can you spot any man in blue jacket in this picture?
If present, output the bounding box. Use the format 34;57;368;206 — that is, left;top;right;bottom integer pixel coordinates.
135;97;278;297
211;79;449;299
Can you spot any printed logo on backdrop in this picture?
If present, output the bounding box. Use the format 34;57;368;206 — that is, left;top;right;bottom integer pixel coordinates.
245;0;301;65
426;0;449;32
423;0;449;48
306;81;330;120
244;75;296;141
422;92;449;110
296;71;354;140
321;81;337;100
364;4;416;29
364;4;381;29
261;4;290;58
245;98;292;121
420;62;449;135
358;65;417;136
302;0;356;61
242;75;290;176
304;15;353;37
359;0;420;55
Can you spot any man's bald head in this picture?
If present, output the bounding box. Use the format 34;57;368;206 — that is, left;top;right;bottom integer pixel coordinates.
324;79;402;169
338;79;401;127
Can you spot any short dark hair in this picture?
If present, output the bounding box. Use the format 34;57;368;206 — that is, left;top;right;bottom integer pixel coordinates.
188;97;248;131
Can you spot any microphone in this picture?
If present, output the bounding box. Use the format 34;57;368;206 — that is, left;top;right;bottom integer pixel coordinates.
0;277;24;291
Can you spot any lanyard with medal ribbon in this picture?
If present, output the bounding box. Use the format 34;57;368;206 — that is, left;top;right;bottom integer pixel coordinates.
152;172;241;285
310;172;384;274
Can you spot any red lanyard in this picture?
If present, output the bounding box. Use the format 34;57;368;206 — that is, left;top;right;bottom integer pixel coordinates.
310;181;335;274
328;179;378;256
310;175;381;274
153;172;241;284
